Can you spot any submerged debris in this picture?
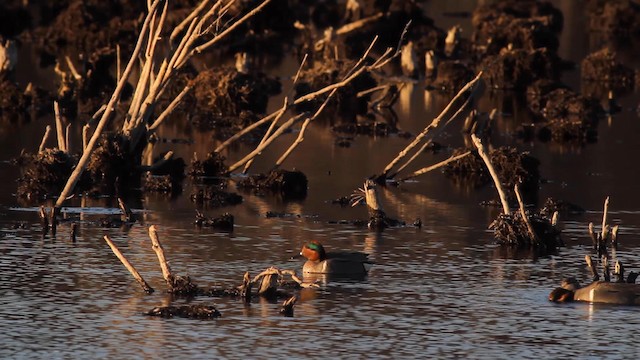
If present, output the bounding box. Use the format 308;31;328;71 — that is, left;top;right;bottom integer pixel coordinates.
237;169;308;199
190;186;242;207
581;48;636;96
195;211;234;232
490;211;562;250
144;304;221;319
189;151;228;180
444;147;540;196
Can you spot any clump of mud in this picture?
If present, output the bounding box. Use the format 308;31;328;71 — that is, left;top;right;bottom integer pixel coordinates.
14;149;75;201
427;61;474;93
190;186;242;207
490;211;562;252
538;88;603;142
587;0;640;37
189;151;228;180
472;0;563;57
85;133;140;195
144;304;221;319
480;48;562;90
444;146;540;195
539;197;585;218
195;211;234;231
22;0;144;55
581;48;636;96
237;169;308;199
0;75;33;123
191;67;280;118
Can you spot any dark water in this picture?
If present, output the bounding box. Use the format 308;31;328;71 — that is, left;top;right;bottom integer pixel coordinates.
3;1;640;358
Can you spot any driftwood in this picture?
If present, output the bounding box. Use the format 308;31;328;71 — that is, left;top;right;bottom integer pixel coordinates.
104;235;154;293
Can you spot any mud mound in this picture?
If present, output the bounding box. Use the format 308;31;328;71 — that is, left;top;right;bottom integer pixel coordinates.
490;211;562;250
427;61;474;93
587;0;640;36
445;146;540;195
86;133;140;195
144;304;221;319
237;169;308;199
15;149;75;201
190;187;242;207
481;48;561;90
539;88;603;142
581;48;636;96
191;67;280;118
189;151;228;179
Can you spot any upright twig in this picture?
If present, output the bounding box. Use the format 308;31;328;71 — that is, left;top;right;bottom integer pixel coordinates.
515;183;538;243
601;196;609;240
53;101;66;153
471;133;510;215
149;225;173;285
38;125;52;152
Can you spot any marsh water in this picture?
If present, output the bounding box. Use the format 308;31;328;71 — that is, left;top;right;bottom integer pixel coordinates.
3;1;640;359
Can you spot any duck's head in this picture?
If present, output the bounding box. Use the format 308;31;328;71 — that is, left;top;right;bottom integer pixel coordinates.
549;278;581;302
549;287;574;302
300;240;326;262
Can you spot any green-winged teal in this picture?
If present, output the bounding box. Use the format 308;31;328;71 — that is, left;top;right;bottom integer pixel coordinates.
300;241;371;275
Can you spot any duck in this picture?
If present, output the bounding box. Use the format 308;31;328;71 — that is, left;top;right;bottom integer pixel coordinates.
549;277;640;305
300;240;371;275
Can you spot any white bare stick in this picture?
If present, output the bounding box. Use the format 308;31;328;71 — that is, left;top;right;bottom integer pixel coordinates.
65;123;72;154
227;113;306;172
147;85;192;131
104;235;154;293
274;39;378;169
382;72;484;178
116;44;121;84
216;112;280;153
170;0;212;43
243;99;289;174
82;124;90;151
389;96;475;179
515;183;538;243
399;151;471;182
148;225;173;284
39;125;52;152
194;0;274;54
64;56;82;81
601;196;610;240
54;0;162;208
53;101;66;152
471;133;510;215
